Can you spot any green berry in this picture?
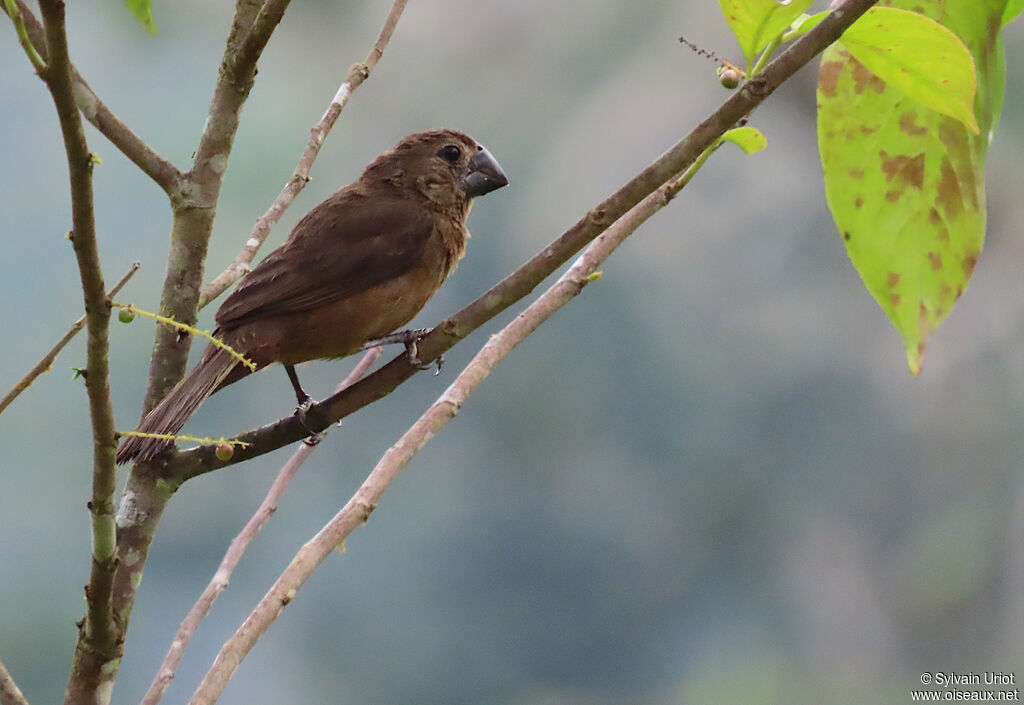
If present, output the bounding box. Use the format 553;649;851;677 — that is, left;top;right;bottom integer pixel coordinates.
215;442;235;462
118;308;135;324
719;68;740;90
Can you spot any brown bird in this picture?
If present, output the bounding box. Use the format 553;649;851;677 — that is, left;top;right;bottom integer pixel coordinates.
116;129;508;464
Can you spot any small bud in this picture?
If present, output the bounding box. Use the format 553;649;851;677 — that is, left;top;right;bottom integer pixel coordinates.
719;68;741;89
118;308;136;324
215;442;235;462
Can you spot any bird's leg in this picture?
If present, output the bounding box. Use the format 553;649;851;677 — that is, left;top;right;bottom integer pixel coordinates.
284;364;322;445
361;328;443;375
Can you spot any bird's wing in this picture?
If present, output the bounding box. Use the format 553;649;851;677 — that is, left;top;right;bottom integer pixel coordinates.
215;194;436;329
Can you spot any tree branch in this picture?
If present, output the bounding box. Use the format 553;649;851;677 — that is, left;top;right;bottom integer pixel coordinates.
0;658;29;705
31;2;118;704
0;262;139;417
171;0;882;482
185;153;691;705
140;350;380;705
186;3;880;697
198;0;409;309
100;4;301;704
1;0;182;193
187;160;705;702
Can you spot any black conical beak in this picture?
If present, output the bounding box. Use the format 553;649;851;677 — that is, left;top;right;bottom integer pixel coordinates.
459;145;508;198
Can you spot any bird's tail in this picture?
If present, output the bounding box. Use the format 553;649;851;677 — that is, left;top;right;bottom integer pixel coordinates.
115;347;241;464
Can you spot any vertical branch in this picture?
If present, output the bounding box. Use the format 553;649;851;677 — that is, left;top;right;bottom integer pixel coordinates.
102;2;293;703
110;0;296;635
32;1;117;704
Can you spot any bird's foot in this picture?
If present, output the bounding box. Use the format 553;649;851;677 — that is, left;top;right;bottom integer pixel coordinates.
362;328;443;375
293;394;324;445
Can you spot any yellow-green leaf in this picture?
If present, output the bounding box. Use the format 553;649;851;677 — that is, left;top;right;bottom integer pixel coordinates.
818;0;1009;374
1004;0;1024;24
840;7;978;133
123;0;157;36
719;0;815;67
722;126;767;154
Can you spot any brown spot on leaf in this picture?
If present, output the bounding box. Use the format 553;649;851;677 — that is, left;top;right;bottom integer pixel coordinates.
885;190;901;202
937;159;963;219
843;231;852;241
849;168;865;180
890;293;901;307
937;119;979;211
962;253;977;276
927;252;942;270
859;125;878;136
880;151;925;189
928;208;942;225
819;61;843;98
854;197;864;209
887;272;900;288
899;112;928;136
939;281;953;304
851;58;886;94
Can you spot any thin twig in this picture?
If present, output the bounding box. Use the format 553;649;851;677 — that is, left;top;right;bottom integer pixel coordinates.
140;349;380;705
110;302;257;371
2;0;45;73
0;658;29;705
0;262;139;417
1;0;181;193
171;0;882;480
199;0;409;308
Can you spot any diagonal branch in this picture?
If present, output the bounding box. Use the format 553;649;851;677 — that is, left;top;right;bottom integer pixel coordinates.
0;262;139;417
170;0;882;482
199;0;409;309
0;657;29;705
139;349;380;705
188;146;714;705
2;0;182;193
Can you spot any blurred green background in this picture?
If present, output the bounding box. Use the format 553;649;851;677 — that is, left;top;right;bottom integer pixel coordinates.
1;2;1022;703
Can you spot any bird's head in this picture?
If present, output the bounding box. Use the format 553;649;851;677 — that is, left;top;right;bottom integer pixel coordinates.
364;129;508;209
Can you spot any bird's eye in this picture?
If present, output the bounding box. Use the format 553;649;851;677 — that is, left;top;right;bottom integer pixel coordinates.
438;145;462;163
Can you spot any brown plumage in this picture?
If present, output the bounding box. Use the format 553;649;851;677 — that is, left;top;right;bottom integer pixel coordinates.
116;129;508;464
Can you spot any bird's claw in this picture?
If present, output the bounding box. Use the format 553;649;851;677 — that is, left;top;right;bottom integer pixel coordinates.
293;395;323;444
362;328;442;374
403;338;443;375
